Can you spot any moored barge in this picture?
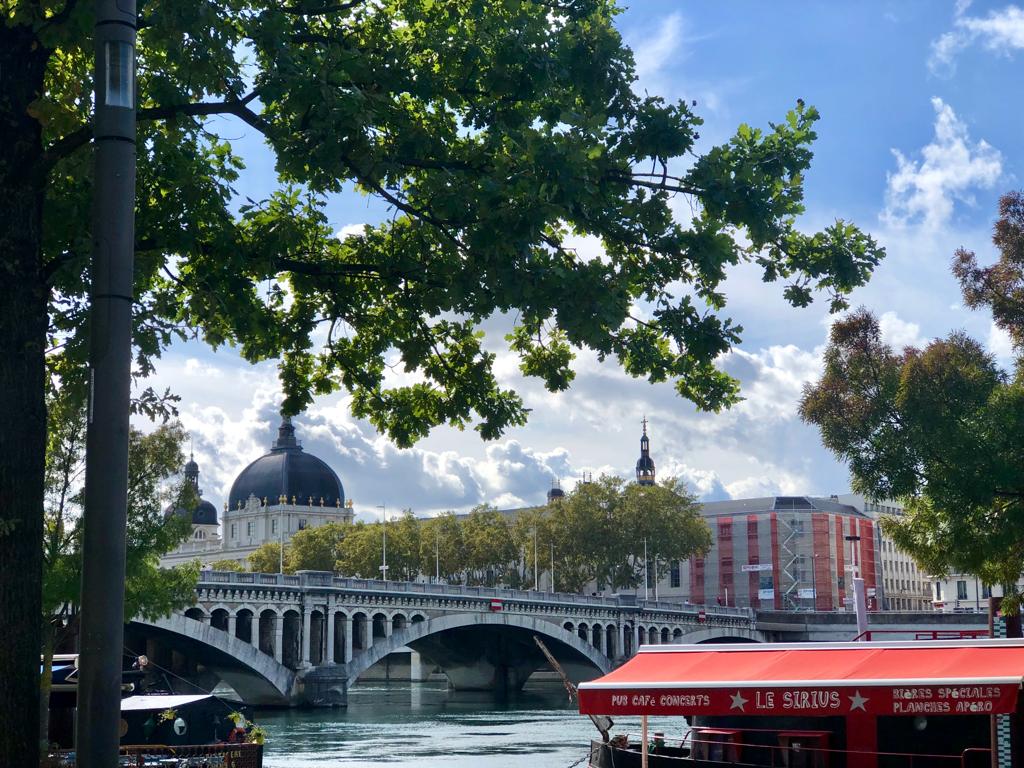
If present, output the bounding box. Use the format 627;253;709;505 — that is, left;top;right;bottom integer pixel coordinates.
578;638;1023;767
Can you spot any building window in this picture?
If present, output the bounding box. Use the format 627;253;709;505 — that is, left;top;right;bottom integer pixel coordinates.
956;580;968;600
719;523;732;539
230;523;237;539
670;560;681;588
934;581;942;601
246;521;254;537
982;584;992;599
298;518;308;530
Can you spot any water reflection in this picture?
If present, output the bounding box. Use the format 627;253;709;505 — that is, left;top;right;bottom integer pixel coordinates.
259;682;680;767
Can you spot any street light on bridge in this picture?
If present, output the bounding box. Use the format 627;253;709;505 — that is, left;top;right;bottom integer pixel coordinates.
377;504;389;580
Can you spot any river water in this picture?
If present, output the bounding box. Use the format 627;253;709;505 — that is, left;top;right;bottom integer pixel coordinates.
257;681;679;768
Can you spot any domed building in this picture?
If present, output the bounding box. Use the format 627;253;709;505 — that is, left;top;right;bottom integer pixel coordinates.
546;480;565;503
160;416;354;568
219;416;353;563
161;454;222;563
635;417;656;486
228;417;345;510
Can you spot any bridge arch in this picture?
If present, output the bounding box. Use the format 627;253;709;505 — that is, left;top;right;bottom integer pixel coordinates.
679;627;765;644
343;612;613;687
133;614;296;705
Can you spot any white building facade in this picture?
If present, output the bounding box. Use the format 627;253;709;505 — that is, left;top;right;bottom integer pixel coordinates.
161;417;353;568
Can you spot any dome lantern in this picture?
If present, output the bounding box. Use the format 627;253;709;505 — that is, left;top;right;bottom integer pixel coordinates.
227;415;345;511
635;417;656;486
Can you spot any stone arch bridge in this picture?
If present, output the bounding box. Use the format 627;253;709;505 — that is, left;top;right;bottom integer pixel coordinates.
129;570;760;706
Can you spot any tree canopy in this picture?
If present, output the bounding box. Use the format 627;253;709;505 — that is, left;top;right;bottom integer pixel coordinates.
801;192;1024;603
2;1;883;763
238;479;710;594
40;395;198;749
247;541;289;574
517;475;711;592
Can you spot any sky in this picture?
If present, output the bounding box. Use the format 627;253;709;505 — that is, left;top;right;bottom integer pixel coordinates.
141;0;1024;520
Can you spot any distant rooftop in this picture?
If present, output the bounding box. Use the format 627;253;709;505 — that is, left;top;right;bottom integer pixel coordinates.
698;496;867;518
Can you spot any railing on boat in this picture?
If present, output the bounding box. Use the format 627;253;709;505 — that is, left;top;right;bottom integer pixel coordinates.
594;731;992;767
43;743;263;767
850;628;989;641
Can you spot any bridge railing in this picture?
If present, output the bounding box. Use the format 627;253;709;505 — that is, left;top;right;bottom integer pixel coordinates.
198;570;754;620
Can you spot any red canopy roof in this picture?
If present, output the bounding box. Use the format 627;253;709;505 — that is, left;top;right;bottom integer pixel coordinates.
578;639;1024;717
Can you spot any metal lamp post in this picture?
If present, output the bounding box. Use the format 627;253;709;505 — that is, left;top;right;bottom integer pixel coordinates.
77;2;137;767
643;537;649;601
550;542;555;594
811;553;819;611
533;527;539;590
377;504;388;581
845;534;867;637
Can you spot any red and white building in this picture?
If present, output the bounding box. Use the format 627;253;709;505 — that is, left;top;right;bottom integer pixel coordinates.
651;495;881;611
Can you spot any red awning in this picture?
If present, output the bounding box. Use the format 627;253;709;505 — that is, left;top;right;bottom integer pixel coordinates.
578;639;1024;717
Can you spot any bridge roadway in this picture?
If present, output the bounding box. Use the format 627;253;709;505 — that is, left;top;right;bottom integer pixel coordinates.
129;570;986;707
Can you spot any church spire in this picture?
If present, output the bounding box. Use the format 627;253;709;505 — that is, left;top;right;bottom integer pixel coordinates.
184;450;200;493
635;416;655;486
274;415;299;450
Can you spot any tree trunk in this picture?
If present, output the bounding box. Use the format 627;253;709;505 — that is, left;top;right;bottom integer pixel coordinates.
0;23;49;768
39;620;56;753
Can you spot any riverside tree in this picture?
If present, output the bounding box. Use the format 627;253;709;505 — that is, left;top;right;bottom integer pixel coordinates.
801;192;1024;612
520;475;711;593
2;1;884;762
288;521;348;572
335;513;422;581
40;394;198;751
247;541;290;574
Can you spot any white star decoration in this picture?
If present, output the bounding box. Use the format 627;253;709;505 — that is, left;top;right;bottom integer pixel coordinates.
729;691;749;711
848;691;869;712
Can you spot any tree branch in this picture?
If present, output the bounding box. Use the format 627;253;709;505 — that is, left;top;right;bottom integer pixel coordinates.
281;0;368;14
38;0;79;32
36;92;268;179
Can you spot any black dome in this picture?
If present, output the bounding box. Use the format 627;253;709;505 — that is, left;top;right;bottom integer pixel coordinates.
166;452;217;525
636;455;655;471
228;417;345;509
167;498;218;526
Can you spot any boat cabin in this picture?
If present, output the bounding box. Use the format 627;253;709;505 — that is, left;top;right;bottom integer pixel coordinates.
578;638;1024;767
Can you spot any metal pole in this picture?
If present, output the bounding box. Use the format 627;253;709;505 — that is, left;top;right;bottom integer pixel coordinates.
643;537;649;601
377;505;387;581
550;542;555;593
533;528;538;590
279;508;283;573
641;715;649;768
812;553;818;611
435;528;439;583
78;2;136;765
654;554;659;600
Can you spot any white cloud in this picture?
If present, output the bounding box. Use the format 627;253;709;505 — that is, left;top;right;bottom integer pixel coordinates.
336;223;366;239
930;3;1024;73
987;321;1015;360
878;310;928;349
632;13;685;85
183;358;223;378
722;344;824;423
882;98;1002;229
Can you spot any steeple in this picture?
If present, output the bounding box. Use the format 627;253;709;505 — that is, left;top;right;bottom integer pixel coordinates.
274;415;299;450
547;478;565;503
635;416;656;486
184;450;201;493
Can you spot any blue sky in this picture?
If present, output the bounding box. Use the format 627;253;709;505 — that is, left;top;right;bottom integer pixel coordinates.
144;1;1024;519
